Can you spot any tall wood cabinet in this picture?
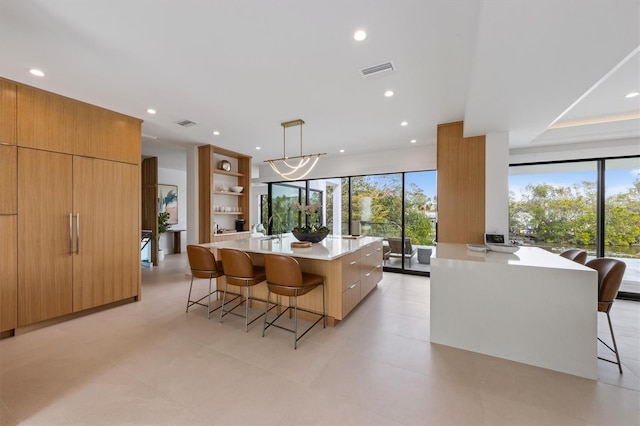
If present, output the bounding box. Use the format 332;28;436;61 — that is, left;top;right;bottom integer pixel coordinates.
0;80;17;333
1;77;141;333
198;144;251;243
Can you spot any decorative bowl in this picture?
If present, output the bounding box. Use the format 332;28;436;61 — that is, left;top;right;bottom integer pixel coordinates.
230;186;243;193
292;229;329;243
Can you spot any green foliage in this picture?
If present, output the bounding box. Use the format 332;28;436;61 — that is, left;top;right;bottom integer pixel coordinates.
293;225;330;233
158;211;172;234
349;174;435;245
509;178;640;249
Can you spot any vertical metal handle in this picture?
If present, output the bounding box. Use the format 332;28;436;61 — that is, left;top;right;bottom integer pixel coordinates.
69;213;73;255
75;213;80;254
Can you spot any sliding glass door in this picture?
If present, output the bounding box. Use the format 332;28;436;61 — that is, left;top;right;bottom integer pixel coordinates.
604;157;640;296
509;156;640;298
267;169;436;276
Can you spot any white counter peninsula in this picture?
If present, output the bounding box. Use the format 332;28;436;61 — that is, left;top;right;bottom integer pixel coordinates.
199;235;384;325
430;243;598;379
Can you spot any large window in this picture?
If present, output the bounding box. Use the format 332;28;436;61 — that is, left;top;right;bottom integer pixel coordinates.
267;170;437;275
509;161;598;248
509;156;640;297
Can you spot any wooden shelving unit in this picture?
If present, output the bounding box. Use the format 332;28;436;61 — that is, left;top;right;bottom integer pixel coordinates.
198;144;252;243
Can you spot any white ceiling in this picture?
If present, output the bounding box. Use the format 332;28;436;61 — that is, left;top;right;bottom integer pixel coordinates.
1;0;638;171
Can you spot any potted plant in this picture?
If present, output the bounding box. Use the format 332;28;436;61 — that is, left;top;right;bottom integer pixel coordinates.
157;211;171;262
289;202;329;243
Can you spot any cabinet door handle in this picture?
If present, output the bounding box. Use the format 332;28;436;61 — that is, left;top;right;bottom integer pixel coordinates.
75;213;80;254
69;213;73;255
350;260;357;265
349;284;356;289
365;272;371;277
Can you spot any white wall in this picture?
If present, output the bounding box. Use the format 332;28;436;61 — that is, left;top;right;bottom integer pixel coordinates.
485;132;510;238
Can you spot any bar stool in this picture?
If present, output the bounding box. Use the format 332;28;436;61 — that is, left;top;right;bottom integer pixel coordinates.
559;249;587;265
263;254;325;349
219;248;273;331
586;258;627;373
186;245;238;319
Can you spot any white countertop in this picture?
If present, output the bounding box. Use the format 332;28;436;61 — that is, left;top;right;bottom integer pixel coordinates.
198;235;382;261
433;243;592;271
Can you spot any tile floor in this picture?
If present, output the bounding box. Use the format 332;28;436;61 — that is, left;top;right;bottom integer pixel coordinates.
0;253;639;425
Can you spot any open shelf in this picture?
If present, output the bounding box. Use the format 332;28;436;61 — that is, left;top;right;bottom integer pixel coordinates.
198;144;252;243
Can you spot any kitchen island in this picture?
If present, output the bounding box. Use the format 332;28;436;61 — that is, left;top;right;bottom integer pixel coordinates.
430;243;598;379
199;235;384;325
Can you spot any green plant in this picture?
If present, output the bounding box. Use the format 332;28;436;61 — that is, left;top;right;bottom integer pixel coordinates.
158;211;172;234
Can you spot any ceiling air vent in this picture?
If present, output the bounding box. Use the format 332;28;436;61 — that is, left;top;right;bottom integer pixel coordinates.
360;61;395;79
176;119;197;127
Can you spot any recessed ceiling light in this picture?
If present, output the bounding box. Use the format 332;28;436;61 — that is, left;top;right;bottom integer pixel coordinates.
29;68;44;77
146;108;156;114
384;90;394;97
213;131;220;135
401;121;408;126
625;92;639;98
256;146;261;150
340;149;345;153
354;30;367;41
410;139;417;144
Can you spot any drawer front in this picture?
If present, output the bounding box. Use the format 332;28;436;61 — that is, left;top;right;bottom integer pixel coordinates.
361;241;379;257
341;250;361;291
361;264;382;297
362;242;383;272
342;280;361;317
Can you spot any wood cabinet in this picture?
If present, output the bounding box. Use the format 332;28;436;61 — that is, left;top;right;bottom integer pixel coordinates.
17;149;73;325
0;216;17;333
361;240;383;296
340;240;383;318
0;144;17;214
17;148;139;326
3;77;142;332
17;85;140;164
341;250;361;317
198;144;251;243
72;156;139;311
0;79;17;145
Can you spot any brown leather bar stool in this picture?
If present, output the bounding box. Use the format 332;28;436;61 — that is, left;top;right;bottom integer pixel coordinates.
219;248;274;331
263;254;325;349
586;258;627;373
186;245;238;319
559;249;588;265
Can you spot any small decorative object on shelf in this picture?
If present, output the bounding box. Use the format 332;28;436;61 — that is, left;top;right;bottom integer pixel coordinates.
219;160;231;172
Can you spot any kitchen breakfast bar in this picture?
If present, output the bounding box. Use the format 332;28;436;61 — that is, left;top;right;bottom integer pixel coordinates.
430;243;599;379
199;235;384;325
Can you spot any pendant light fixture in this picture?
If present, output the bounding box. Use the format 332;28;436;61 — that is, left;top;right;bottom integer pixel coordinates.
264;119;326;181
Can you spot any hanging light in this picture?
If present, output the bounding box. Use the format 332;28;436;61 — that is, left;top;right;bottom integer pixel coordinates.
264;119;326;181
